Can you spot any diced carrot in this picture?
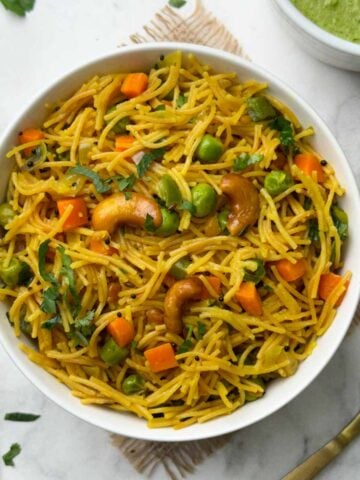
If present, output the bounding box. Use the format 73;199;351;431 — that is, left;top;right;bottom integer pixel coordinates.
144;343;178;373
199;276;222;300
89;237;117;256
234;282;263;316
19;128;45;156
121;73;148;99
294;153;325;183
107;315;134;347
275;258;307;282
115;135;135;152
107;282;121;304
57;198;88;231
318;273;349;307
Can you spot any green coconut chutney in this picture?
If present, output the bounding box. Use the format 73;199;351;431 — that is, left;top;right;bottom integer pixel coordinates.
291;0;360;44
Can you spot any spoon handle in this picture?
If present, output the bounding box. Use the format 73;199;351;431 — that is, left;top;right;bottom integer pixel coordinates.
282;411;360;480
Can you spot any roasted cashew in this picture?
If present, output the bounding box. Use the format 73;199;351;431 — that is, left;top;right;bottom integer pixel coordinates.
220;173;260;236
146;308;164;325
92;192;162;233
164;277;203;334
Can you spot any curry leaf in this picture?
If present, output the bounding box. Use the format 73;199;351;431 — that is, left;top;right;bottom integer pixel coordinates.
38;240;58;286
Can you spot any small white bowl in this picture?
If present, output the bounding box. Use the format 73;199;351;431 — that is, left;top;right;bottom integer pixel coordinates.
273;0;360;71
0;42;360;442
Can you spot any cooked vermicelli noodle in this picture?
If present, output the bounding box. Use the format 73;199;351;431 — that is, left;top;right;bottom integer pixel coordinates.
0;51;350;428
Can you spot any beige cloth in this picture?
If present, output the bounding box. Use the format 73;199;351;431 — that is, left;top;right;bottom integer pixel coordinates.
113;1;360;477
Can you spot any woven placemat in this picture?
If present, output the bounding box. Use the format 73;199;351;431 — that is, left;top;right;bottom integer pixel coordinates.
112;2;360;478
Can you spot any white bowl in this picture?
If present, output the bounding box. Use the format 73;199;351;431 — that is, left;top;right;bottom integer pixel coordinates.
273;0;360;71
0;42;359;442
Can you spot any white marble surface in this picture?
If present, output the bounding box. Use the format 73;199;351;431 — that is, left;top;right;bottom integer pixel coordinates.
0;1;360;479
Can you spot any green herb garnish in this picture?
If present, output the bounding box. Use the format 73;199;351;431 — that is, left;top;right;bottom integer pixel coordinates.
40;286;60;314
168;0;186;7
331;205;348;241
69;165;110;194
5;412;40;422
179;199;196;215
177;325;194;353
38;240;58;286
0;0;35;16
2;443;21;466
196;321;206;340
74;311;95;338
41;314;62;330
269;116;295;148
112;173;136;192
144;214;157;232
308;219;320;243
137;148;166;178
233;153;263;171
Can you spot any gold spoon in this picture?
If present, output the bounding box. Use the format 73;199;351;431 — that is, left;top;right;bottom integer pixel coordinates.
282;411;360;479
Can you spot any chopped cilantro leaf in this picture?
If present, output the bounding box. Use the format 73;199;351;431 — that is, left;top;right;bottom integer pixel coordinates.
41;314;62;330
112;173;136;192
40;286;59;314
179;199;196;215
0;0;35;16
69;165;110;194
169;0;186;7
269;116;295;148
137;148;166;178
5;412;40;422
2;443;21;466
74;311;95;337
196;321;206;339
144;214;157;232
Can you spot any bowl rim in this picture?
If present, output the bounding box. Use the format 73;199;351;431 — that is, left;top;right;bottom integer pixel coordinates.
274;0;360;55
0;41;360;441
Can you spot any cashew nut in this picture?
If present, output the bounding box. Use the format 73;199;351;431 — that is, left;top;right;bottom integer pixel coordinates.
146;308;164;325
220;173;259;236
164;277;203;334
92;192;162;233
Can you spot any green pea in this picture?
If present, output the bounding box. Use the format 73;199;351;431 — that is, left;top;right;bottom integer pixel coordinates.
156;208;180;236
122;374;145;395
0;258;23;287
191;183;217;218
196;134;224;164
106;106;130;134
264;171;294;196
245;377;265;402
217;209;230;233
0;203;15;228
100;338;128;365
169;257;191;280
157;175;182;207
